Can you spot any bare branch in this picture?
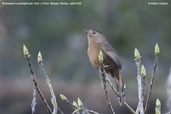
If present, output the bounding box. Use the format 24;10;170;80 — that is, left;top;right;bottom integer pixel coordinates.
31;87;36;114
101;72;115;114
98;50;115;114
134;48;144;114
106;78;136;114
124;102;136;114
72;108;82;114
60;94;99;114
24;56;52;114
37;51;58;114
144;53;159;114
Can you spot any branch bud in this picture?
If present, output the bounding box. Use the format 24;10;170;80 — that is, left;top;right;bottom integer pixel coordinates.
141;64;147;78
155;43;160;55
134;48;141;61
51;98;55;106
60;94;67;101
155;98;161;114
77;97;83;107
37;51;43;63
23;44;30;58
156;98;161;106
73;101;78;107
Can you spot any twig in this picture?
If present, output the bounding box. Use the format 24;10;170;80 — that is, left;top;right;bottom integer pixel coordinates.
134;48;144;114
102;75;115;114
57;107;64;114
106;78;117;94
72;108;82;114
60;95;99;114
144;54;159;114
107;78;136;114
99;66;115;114
65;98;78;109
98;50;115;114
124;102;135;114
25;57;52;114
23;45;52;114
31;87;36;114
38;52;58;114
62;96;81;114
135;59;144;114
87;110;100;114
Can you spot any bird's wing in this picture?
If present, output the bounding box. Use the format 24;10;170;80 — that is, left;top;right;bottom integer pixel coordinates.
102;48;122;69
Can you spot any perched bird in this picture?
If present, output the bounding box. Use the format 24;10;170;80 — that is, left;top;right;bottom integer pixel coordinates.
85;29;125;103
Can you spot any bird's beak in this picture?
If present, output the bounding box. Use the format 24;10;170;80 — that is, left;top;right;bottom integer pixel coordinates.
84;29;89;33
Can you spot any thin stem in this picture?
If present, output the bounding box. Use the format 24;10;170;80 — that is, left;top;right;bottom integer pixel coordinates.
144;55;159;114
99;63;115;114
124;102;136;114
25;57;52;114
72;108;82;114
63;98;99;114
107;78;136;114
57;107;64;114
31;87;36;114
106;78;117;94
103;78;115;114
87;110;100;114
39;61;58;114
135;59;144;114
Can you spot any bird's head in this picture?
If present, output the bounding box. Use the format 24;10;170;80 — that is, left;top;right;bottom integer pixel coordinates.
84;29;104;42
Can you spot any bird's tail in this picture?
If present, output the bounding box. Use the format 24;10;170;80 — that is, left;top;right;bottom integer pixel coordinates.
112;71;125;105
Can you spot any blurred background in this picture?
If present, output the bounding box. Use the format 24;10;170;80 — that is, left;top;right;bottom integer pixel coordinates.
0;0;170;113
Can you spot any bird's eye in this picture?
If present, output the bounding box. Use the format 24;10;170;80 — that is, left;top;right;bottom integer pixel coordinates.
92;31;96;35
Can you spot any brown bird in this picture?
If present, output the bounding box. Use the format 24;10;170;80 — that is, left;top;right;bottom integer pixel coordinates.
85;29;125;103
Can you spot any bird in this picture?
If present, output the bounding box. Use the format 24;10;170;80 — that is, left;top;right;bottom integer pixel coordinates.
85;29;125;104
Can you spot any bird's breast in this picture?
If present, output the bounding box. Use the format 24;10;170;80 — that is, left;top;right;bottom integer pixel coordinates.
87;46;100;70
